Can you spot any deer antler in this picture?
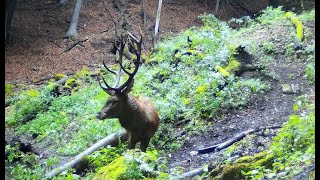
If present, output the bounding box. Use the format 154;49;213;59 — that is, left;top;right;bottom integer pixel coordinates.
98;31;142;94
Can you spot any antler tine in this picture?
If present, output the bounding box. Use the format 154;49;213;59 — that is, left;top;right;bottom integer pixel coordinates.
97;74;117;92
117;31;142;91
127;27;143;44
103;61;117;75
118;36;135;76
102;60;122;88
98;31;142;94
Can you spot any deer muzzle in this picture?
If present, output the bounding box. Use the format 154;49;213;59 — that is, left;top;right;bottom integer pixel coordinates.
96;112;105;120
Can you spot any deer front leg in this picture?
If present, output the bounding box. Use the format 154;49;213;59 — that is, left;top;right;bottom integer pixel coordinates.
127;132;136;149
140;138;150;152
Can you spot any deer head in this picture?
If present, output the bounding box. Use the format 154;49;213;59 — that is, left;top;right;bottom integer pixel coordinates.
96;31;142;120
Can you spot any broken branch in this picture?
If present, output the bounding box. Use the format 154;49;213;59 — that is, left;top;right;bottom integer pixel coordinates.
197;125;281;154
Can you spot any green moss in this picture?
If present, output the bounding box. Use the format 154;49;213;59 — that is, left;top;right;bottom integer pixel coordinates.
65;78;78;87
55;73;67;80
253;153;273;168
5;83;14;95
196;84;209;93
225;58;241;73
184;98;191;105
221;163;250;180
25;89;40;97
75;67;90;78
93;156;127;180
92;150;162;180
234;156;254;164
216;65;230;77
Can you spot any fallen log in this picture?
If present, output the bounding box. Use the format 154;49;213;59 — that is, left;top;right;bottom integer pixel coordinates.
179;164;216;179
45;129;127;178
197;125;281;154
179;167;204;179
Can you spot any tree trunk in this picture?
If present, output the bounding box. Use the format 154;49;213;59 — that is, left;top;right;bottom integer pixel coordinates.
65;0;83;39
153;0;163;48
58;0;69;5
215;0;221;14
5;0;17;45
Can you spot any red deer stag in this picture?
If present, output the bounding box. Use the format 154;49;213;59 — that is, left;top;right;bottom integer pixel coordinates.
96;32;159;152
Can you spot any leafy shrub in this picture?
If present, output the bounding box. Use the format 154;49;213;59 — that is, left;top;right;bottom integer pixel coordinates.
5;144;44;179
305;61;314;83
6;84;57;126
297;9;315;21
255;6;286;25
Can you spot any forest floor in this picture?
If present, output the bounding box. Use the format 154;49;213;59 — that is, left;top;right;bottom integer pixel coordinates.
5;0;314;178
5;0;213;83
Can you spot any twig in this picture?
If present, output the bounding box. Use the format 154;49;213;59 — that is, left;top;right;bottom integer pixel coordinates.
61;37;89;53
174;119;191;127
49;40;61;48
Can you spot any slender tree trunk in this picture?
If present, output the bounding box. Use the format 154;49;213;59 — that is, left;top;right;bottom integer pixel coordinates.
58;0;69;5
5;0;17;45
65;0;83;39
141;0;146;31
215;0;221;14
153;0;162;48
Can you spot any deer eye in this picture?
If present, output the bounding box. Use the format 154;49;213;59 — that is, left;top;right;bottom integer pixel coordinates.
112;100;118;104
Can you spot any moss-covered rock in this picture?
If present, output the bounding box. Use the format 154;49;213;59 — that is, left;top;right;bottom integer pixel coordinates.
93;156;127;180
221;163;250;180
55;73;67;80
207;151;274;179
92;150;162;180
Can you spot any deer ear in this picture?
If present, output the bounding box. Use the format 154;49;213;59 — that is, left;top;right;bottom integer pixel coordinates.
122;79;134;94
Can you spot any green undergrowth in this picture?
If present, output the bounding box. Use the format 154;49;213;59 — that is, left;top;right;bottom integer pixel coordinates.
207;95;315;179
132;14;269;150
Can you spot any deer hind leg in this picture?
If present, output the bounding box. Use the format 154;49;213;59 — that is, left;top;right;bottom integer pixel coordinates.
140;138;150;152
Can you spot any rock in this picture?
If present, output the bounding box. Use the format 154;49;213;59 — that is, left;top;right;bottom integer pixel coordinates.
227;155;240;163
281;84;300;94
190;151;198;156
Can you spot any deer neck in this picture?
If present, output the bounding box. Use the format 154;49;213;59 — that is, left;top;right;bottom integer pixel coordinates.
119;94;141;119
